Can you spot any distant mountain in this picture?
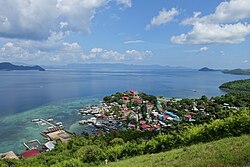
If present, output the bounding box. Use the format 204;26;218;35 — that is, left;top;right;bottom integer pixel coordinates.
222;69;250;75
44;63;183;70
199;67;221;72
0;62;45;71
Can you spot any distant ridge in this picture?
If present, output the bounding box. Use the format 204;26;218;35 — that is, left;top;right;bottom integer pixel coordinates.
0;62;45;71
198;67;221;72
222;68;250;75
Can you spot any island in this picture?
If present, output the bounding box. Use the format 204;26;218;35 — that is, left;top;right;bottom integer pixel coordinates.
222;69;250;75
0;62;45;71
198;67;221;72
219;79;250;92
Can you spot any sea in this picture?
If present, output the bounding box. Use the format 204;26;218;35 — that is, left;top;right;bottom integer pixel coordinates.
0;68;249;153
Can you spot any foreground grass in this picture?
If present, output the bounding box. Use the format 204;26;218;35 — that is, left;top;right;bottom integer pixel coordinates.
100;135;250;167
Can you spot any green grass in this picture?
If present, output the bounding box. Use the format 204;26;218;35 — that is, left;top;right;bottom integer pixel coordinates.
99;135;250;167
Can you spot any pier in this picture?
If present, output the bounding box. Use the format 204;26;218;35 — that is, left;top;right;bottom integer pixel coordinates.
40;119;56;127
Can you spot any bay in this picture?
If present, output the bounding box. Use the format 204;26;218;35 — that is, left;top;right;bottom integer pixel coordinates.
0;68;249;153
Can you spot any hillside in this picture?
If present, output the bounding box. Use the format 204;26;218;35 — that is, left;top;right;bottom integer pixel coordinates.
222;69;250;75
100;135;250;167
0;62;45;71
219;79;250;92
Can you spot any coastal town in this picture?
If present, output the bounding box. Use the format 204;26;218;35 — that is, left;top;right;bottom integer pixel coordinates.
0;90;242;160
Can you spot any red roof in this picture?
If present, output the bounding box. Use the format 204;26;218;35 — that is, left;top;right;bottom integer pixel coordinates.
21;149;40;158
130;90;135;94
140;124;151;129
163;115;170;119
154;125;161;129
185;114;192;118
139;120;147;125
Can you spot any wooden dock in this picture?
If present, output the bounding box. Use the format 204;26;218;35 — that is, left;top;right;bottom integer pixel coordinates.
40;119;56;127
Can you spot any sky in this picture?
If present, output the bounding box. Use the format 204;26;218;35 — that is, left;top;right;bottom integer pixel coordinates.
0;0;250;69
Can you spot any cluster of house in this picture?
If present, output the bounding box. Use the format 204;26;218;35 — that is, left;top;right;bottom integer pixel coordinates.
78;90;196;134
0;118;71;160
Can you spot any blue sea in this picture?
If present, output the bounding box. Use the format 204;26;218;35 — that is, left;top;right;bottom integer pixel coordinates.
0;68;249;153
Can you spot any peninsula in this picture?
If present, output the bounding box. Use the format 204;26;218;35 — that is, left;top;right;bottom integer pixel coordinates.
0;62;45;71
219;79;250;92
222;68;250;75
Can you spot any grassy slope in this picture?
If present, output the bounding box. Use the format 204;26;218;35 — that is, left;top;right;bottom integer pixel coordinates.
100;135;250;167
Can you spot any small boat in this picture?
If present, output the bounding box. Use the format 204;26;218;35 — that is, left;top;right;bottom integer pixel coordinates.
32;119;40;122
47;119;53;122
55;122;62;125
41;123;46;126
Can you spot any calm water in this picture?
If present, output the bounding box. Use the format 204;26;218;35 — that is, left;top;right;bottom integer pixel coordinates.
0;68;249;153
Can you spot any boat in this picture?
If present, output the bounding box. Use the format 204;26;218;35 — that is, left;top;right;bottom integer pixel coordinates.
55;122;62;125
47;119;53;122
32;119;40;122
41;123;46;126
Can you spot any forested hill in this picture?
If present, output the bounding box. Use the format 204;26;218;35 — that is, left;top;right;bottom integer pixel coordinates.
219;79;250;92
222;69;250;75
0;62;45;71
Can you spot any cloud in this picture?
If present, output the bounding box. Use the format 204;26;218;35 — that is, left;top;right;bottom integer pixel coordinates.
124;40;145;44
199;47;209;52
116;0;132;8
243;60;248;63
146;8;179;30
86;48;153;61
0;0;133;40
0;39;152;64
172;23;250;44
172;0;250;44
182;0;250;25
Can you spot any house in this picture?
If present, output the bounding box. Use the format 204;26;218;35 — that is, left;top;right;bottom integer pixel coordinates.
184;114;195;122
46;130;71;142
21;149;40;159
184;114;192;121
164;111;180;120
0;151;19;160
139;120;147;125
44;141;56;151
154;125;161;130
128;123;136;129
140;124;151;131
157;114;164;121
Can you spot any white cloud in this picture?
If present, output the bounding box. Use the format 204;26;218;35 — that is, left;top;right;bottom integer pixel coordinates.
91;48;103;53
0;0;123;40
146;8;179;30
124;40;144;44
0;39;152;64
116;0;132;8
171;22;250;44
182;0;250;25
172;0;250;44
199;47;209;52
243;60;248;63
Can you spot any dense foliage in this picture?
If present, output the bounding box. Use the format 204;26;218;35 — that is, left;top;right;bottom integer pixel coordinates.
219;79;250;92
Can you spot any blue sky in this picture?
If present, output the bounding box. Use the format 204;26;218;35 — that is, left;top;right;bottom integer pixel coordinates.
0;0;250;68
